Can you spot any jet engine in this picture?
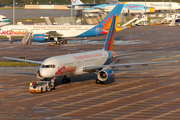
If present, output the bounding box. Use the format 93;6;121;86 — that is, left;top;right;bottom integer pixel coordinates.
36;70;44;80
97;69;114;82
33;34;50;41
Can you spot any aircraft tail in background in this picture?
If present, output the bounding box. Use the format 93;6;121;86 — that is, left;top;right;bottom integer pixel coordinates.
76;4;125;37
98;4;124;35
71;0;83;6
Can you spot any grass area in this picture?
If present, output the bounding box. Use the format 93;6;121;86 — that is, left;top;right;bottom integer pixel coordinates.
0;36;23;38
0;62;39;67
12;17;55;23
0;7;24;10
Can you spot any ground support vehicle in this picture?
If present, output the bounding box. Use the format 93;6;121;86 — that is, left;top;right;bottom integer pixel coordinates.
29;81;55;93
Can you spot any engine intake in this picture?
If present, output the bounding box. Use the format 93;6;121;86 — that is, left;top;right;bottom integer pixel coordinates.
97;69;114;82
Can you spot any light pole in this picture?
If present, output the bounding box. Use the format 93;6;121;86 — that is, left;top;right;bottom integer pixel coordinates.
13;0;15;25
71;0;72;18
170;0;171;14
145;0;146;16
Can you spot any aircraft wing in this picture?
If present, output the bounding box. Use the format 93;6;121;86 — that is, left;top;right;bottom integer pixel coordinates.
115;51;150;57
3;57;42;65
83;60;178;72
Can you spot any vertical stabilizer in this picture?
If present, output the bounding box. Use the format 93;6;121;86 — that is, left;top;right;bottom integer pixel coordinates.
98;4;124;35
71;0;83;6
103;16;116;51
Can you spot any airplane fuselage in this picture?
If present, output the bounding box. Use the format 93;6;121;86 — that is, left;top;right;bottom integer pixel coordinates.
0;15;10;27
39;50;116;78
0;25;99;37
122;2;180;11
81;4;154;13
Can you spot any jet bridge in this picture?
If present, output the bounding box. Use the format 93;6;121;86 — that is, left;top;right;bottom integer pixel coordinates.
122;14;148;27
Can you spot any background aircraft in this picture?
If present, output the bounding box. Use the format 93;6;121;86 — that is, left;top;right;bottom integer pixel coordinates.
71;0;154;13
0;4;125;44
3;8;177;84
118;2;180;11
0;15;10;27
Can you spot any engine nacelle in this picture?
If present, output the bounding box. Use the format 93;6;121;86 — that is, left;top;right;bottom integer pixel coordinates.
36;70;44;80
33;34;50;41
97;69;114;82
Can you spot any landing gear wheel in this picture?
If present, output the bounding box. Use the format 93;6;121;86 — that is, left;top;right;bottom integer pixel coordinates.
62;78;71;84
46;87;48;92
96;79;104;84
52;86;56;90
60;40;64;44
41;88;43;93
57;41;60;44
53;41;57;45
64;40;67;44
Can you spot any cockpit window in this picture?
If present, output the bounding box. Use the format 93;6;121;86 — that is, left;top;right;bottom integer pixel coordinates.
2;18;7;19
41;65;55;68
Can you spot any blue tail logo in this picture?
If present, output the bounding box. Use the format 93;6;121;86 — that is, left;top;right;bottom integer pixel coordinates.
77;4;124;37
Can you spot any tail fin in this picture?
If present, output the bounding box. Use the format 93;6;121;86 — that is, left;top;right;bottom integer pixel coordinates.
71;0;83;6
99;4;124;35
103;16;116;51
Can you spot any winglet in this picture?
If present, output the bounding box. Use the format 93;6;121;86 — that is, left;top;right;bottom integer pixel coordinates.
103;16;116;51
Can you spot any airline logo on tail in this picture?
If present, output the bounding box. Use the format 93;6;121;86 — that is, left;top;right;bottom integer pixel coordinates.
76;4;124;37
71;0;83;5
72;0;77;3
99;4;124;35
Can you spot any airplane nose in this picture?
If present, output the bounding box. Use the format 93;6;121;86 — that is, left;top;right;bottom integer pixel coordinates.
39;68;54;78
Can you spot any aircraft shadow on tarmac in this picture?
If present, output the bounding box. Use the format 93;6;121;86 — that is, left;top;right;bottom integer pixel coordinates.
54;73;115;87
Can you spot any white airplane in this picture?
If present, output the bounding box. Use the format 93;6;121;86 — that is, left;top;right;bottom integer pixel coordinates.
3;11;177;84
0;4;125;44
71;0;154;13
119;2;180;11
0;15;10;27
163;14;180;22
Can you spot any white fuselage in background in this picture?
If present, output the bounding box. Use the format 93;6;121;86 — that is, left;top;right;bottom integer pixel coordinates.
0;25;95;37
121;2;180;11
0;15;10;27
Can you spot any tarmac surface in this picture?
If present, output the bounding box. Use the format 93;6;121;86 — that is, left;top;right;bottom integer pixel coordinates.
1;25;180;120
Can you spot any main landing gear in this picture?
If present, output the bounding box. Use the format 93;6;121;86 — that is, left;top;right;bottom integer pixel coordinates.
53;38;67;45
8;36;12;44
95;79;104;84
62;75;71;84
